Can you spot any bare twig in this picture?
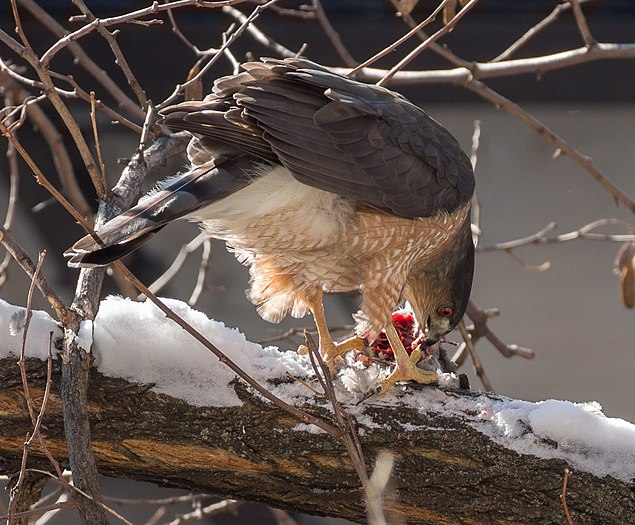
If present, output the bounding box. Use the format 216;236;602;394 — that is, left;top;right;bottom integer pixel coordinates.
311;0;356;67
377;0;481;86
89;92;107;183
4;497;75;524
0;68;92;219
161;499;241;525
0;225;70;323
571;0;595;48
342;43;635;86
146;232;207;296
561;468;574;525
479;219;635;252
222;5;297;57
40;0;248;66
492;1;577;62
72;0;149;110
0;30;108;199
463;79;635;214
63;75;144;134
8;251;47;523
458;320;494;392
469;119;481;247
303;333;385;523
115;260;341;438
159;0;282;109
188;238;212;305
16;0;146;120
351;0;450;75
0;120;97;235
463;301;534;361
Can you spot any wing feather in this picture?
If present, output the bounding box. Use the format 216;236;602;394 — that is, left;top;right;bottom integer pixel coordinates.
159;57;474;218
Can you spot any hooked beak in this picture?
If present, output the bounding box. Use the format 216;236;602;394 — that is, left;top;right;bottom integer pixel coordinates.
423;316;438;346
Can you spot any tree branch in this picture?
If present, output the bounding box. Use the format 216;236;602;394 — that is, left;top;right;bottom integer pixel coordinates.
0;357;633;524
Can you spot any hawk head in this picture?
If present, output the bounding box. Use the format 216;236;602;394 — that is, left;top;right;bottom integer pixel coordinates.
404;217;474;344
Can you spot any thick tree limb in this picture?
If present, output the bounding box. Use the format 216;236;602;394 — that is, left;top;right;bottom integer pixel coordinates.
0;357;633;525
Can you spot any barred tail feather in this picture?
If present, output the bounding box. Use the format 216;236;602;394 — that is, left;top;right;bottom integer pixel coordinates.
65;157;255;268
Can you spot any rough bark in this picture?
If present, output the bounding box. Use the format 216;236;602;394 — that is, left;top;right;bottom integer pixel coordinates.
0;357;633;525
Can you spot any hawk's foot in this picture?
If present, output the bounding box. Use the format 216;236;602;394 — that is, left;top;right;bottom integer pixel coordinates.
299;335;365;368
375;347;438;395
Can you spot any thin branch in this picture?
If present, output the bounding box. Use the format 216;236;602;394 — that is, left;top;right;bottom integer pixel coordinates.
310;0;356;67
561;468;574;525
161;499;241;525
0;71;92;217
351;0;450;75
0;225;70;323
146;232;207;295
188;238;212;305
0;30;108;199
492;1;576;62
388;0;472;69
16;0;146;120
64;75;144;134
465;79;635;213
303;333;381;522
0;119;97;234
377;0;481;86
8;251;46;523
458;320;494;392
89;92;107;185
340;43;635;86
571;0;595;48
222;5;297;57
114;260;342;439
159;0;281;109
72;0;149;110
40;0;247;66
464;301;534;361
479;219;635;252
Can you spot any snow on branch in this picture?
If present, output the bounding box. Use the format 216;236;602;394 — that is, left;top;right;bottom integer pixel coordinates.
1;298;634;524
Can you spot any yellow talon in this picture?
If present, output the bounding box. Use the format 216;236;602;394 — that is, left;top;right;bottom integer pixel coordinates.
375;324;438;395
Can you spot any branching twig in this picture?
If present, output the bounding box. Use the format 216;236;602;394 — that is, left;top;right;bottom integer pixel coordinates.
377;0;481;86
72;0;149;110
351;0;450;75
222;5;297;57
479;219;635;252
16;0;146;120
457;320;494;392
161;499;241;525
40;0;247;66
571;0;595;48
463;301;534;361
159;0;281;109
0;225;70;323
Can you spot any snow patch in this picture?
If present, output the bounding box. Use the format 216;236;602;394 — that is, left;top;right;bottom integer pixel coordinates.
2;296;635;482
0;299;62;358
431;394;635;482
77;319;93;352
92;296;264;407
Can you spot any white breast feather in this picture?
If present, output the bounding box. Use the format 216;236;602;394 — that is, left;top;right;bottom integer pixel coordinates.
188;164;354;247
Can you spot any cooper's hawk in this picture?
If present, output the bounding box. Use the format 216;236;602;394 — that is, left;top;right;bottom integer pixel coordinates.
67;58;475;392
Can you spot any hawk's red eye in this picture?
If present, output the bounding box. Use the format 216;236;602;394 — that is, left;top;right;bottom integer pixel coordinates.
438;307;454;318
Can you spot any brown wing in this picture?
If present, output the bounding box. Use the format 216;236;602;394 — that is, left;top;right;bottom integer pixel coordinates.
160;58;474;219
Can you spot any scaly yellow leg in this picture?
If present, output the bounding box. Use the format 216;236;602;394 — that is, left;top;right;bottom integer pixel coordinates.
299;289;365;366
376;324;438;394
